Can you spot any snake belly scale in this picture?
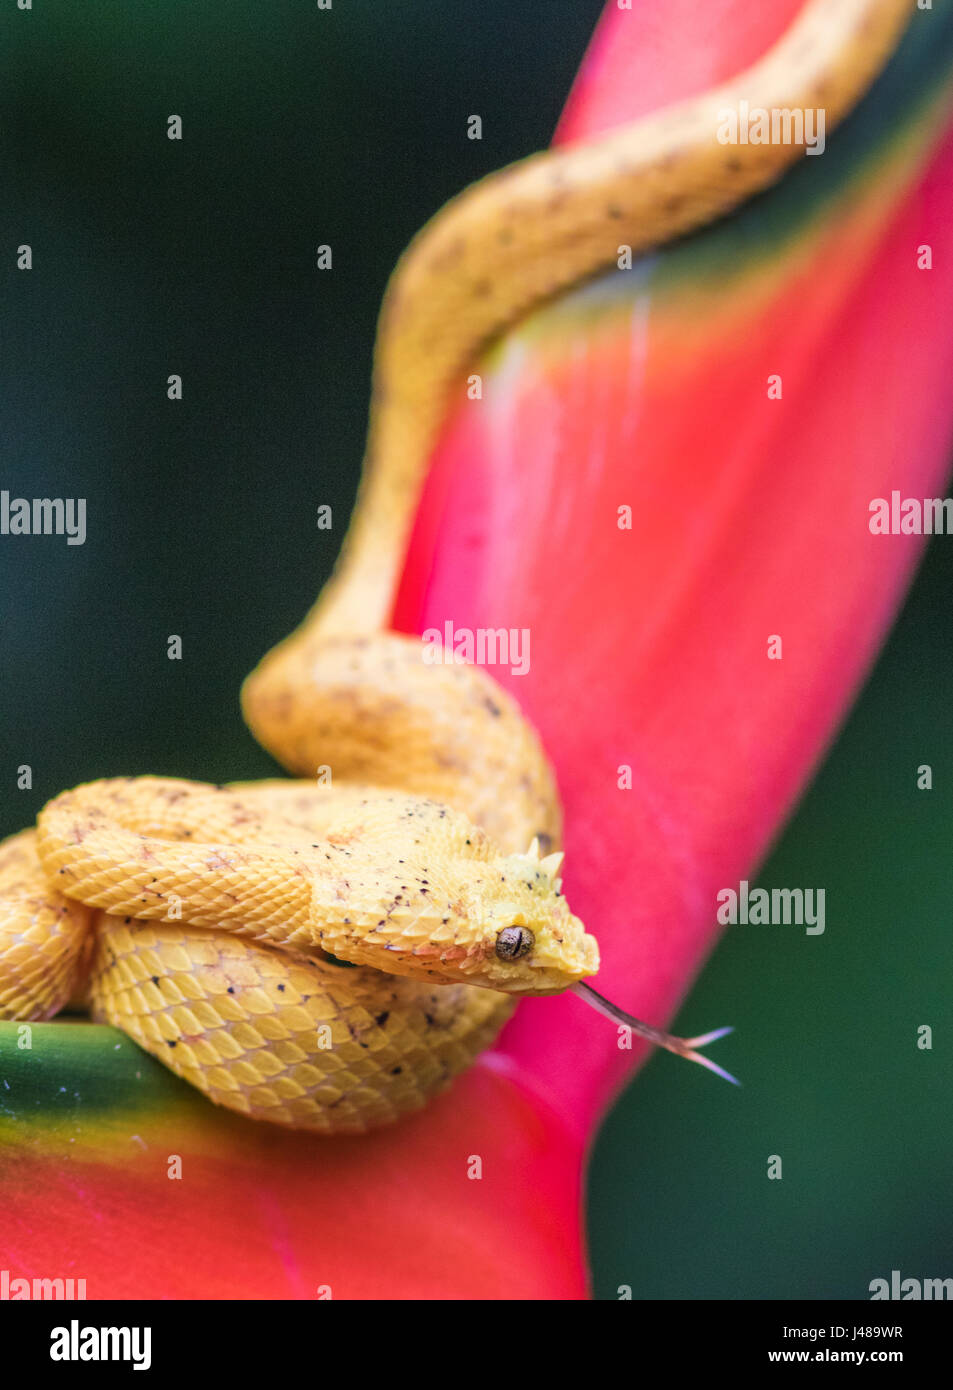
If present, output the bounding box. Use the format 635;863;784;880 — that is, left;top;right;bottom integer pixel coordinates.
0;0;912;1132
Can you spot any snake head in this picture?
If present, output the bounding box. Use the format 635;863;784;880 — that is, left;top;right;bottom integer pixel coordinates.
462;842;600;995
304;801;598;994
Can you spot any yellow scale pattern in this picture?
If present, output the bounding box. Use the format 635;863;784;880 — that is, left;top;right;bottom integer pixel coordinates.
89;919;510;1134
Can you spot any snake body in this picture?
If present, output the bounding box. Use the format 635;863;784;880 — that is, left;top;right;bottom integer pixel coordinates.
0;0;912;1132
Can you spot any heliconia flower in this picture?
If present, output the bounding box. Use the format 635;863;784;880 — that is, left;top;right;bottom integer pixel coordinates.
3;0;953;1299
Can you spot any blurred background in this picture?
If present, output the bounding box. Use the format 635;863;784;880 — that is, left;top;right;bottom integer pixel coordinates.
2;0;951;1298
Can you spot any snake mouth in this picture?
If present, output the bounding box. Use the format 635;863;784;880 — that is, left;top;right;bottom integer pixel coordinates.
530;920;601;991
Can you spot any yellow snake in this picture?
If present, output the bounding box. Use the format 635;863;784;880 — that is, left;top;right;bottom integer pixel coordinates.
0;0;912;1133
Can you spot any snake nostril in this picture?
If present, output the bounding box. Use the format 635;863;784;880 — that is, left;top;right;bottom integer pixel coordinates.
495;925;535;961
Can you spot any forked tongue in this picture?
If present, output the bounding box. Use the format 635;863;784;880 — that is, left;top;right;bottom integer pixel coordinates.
572;981;739;1085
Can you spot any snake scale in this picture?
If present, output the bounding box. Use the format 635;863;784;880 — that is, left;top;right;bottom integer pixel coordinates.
0;0;912;1132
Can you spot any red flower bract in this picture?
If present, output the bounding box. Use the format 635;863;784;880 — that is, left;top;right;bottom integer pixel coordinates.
392;0;953;1256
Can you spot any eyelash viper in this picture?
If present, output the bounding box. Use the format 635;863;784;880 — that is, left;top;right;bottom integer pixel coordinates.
0;0;912;1132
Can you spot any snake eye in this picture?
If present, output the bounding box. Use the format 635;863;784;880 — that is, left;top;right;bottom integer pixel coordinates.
495;925;535;961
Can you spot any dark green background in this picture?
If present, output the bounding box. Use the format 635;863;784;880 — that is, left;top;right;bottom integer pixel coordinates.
2;1;951;1299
